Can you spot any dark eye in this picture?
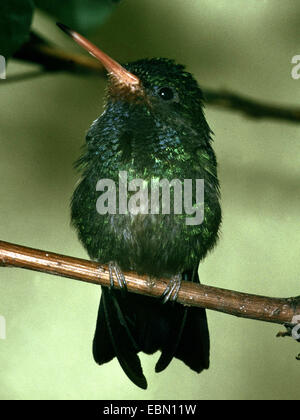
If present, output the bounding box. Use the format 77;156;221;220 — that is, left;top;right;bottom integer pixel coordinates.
158;87;174;101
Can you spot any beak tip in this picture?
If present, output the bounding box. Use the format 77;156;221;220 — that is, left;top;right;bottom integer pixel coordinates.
56;22;140;88
56;22;73;37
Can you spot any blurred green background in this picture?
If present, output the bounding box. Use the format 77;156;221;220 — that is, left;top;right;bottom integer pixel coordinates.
0;0;300;400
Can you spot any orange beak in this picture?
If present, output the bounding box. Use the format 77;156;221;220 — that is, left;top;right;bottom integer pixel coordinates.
56;23;141;92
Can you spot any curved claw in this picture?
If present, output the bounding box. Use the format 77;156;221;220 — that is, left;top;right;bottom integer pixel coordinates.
108;261;127;294
160;274;182;304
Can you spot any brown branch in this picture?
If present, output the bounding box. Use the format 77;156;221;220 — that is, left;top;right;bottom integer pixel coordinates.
10;34;300;124
1;240;299;327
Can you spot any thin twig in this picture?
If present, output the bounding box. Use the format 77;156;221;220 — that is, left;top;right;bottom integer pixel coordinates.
0;240;299;326
13;36;105;75
204;89;300;124
1;69;49;84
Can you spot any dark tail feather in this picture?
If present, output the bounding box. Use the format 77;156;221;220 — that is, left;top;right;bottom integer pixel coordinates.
92;267;209;389
154;308;187;372
93;287;147;389
174;305;209;372
155;267;210;373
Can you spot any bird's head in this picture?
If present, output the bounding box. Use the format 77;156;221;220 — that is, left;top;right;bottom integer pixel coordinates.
57;23;207;132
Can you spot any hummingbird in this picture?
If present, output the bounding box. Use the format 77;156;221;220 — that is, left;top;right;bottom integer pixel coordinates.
57;23;221;389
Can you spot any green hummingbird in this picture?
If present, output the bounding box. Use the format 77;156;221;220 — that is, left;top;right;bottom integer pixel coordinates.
57;23;221;389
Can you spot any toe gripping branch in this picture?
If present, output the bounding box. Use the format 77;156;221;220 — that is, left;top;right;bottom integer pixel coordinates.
160;274;182;304
108;261;128;294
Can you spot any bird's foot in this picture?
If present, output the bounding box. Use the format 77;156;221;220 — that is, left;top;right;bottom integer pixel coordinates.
160;274;182;304
108;261;127;294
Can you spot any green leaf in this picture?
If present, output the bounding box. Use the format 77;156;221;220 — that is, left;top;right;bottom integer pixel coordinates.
0;0;34;58
35;0;122;33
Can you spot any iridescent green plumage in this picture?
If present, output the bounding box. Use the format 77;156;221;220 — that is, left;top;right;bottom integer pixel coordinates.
71;58;221;389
